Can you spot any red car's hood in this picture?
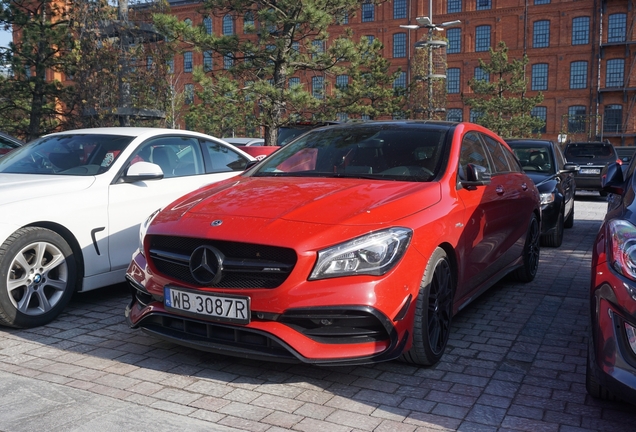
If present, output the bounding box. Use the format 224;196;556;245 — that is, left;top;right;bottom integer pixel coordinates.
159;176;441;226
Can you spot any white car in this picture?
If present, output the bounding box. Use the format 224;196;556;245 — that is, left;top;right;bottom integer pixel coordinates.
0;127;255;328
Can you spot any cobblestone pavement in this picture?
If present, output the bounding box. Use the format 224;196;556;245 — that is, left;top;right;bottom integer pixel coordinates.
1;192;635;432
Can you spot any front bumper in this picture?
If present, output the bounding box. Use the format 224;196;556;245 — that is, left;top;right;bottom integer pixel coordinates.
589;269;636;402
125;249;420;365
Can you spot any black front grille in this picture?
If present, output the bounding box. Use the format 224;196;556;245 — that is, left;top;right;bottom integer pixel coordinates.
148;235;297;288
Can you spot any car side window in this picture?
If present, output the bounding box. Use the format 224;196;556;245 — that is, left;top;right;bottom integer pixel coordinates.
131;137;204;178
202;140;249;172
459;132;491;181
482;135;511;174
502;145;524;173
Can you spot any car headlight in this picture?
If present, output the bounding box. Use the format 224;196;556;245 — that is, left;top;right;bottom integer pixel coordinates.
540;192;555;205
138;208;162;256
608;220;636;290
309;227;412;280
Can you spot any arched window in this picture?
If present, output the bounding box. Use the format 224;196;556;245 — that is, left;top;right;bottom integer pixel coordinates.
223;15;234;35
243;12;255;33
203;16;212;34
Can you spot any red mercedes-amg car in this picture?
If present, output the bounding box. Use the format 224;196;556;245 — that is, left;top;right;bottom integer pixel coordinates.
125;121;541;366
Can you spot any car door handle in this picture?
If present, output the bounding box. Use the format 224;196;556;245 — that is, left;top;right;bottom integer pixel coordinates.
496;185;504;194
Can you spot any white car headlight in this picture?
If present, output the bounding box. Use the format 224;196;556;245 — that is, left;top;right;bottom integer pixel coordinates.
608;220;636;295
138;208;162;256
309;227;412;280
540;192;555;205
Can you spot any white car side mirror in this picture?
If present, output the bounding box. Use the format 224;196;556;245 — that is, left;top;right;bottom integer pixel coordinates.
124;161;164;182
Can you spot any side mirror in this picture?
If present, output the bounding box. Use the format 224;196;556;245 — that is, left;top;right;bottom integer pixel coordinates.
561;162;578;173
123;161;164;182
601;162;624;195
460;163;491;190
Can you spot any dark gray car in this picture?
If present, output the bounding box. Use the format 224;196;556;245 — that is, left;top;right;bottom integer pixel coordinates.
564;141;618;196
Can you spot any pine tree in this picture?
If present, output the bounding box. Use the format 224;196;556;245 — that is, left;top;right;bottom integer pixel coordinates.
463;41;544;138
153;0;393;145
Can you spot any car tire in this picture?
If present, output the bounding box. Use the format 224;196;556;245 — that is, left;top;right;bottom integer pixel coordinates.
564;206;574;229
400;247;454;366
0;227;77;328
511;214;540;282
541;209;563;248
586;337;619;401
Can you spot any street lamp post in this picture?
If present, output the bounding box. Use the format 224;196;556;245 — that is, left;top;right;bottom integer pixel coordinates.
401;6;460;119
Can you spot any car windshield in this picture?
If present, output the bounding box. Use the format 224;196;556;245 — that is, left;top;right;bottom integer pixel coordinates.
511;145;555;174
253;125;449;182
0;134;135;175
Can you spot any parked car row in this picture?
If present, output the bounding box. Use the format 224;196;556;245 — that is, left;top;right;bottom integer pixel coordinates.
1;121;635;406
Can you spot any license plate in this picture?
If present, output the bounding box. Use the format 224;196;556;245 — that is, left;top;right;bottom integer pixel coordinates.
579;168;600;174
164;287;250;324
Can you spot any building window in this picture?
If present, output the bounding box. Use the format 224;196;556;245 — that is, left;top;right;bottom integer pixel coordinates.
476;0;491;10
184;18;192;27
606;59;625;87
393;0;406;19
604;105;623;133
534;0;550;4
336;74;349;89
243;12;255;33
223;54;233;69
146;56;153;71
469;109;482;123
203;16;212;34
365;35;374;44
288;77;301;88
447;0;461;14
167;57;174;74
312;76;324;99
183;52;193;73
223;15;234;35
393;72;406;92
447;68;460;94
337;112;349;121
312;40;324;59
336;11;349;25
572;17;589;45
203;51;213;72
475;26;491;52
393;33;406;58
531;106;547;133
568;106;586;133
447;28;461;54
608;13;626;43
184;84;194;105
533;20;550;48
474;67;489;82
362;1;374;22
569;61;587;89
531;63;548;90
447;108;463;122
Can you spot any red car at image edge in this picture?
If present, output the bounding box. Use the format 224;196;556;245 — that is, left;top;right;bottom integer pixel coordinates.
125;120;541;366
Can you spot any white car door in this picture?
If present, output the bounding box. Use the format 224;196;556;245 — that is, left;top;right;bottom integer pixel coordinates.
107;136;249;272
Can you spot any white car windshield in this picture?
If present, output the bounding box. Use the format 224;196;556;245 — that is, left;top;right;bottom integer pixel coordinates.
0;134;135;175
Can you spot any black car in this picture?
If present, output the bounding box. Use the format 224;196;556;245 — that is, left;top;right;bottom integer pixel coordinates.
587;160;636;404
507;139;576;247
564;141;619;196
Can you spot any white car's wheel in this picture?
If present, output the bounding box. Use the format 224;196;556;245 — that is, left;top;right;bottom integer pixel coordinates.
0;227;76;328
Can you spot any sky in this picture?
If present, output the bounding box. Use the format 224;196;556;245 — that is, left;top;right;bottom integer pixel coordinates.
0;29;10;48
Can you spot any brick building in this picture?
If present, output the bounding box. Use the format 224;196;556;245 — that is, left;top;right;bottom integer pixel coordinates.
166;0;634;146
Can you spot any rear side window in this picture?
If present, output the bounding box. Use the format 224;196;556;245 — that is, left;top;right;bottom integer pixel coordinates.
459;132;491;180
482;134;511;173
203;140;249;172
